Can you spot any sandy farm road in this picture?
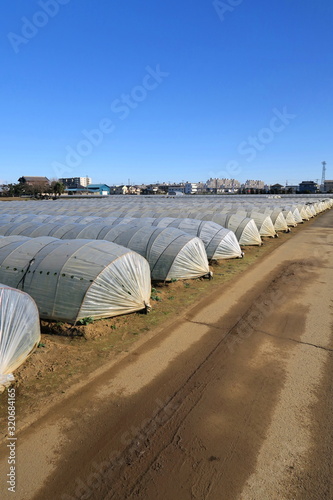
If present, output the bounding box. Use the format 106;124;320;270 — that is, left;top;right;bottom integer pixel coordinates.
1;209;333;500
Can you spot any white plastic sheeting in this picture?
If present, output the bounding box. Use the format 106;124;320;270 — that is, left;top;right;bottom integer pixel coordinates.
0;223;211;281
0;222;211;281
222;210;276;238
284;206;303;224
0;196;331;248
0;210;261;245
93;224;211;281
281;210;297;227
203;214;262;246
116;211;262;246
261;208;289;232
0;284;41;390
126;218;243;260
297;205;311;220
0;236;151;323
0;214;242;260
0;196;332;220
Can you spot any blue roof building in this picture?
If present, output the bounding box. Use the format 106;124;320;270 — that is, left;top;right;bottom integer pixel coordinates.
86;184;110;195
66;184;110;195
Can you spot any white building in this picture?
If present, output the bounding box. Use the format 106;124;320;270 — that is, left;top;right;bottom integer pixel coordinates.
168;185;185;195
184;182;198;194
205;178;240;192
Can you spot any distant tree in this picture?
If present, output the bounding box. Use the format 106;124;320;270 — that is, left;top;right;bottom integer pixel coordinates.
52;181;65;197
25;183;47;198
0;184;10;197
4;183;25;197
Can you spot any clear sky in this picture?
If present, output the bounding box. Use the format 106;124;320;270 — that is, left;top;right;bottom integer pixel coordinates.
1;0;332;186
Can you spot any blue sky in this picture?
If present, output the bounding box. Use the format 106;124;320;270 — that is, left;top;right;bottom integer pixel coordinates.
1;0;332;186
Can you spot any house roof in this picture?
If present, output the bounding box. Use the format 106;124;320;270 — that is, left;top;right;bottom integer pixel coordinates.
20;176;50;182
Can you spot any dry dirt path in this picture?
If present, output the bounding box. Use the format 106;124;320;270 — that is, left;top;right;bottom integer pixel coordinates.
1;210;333;500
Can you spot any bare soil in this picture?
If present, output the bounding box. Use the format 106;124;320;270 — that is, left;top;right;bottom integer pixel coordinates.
1;213;333;500
0;197;28;201
0;235;285;429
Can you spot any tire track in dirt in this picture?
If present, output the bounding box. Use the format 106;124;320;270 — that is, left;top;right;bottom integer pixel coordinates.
6;210;333;500
77;262;318;500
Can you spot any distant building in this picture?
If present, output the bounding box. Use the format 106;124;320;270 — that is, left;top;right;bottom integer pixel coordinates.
270;183;284;194
59;176;91;188
127;185;142;195
298;181;318;194
144;185;158;195
168;185;185;195
86;184;110;195
65;184;110;195
109;184;143;195
205;178;241;193
285;185;298;194
244;179;265;190
135;184;147;194
205;179;223;193
109;185;128;195
18;176;50;186
221;179;241;191
324;180;333;193
196;182;206;194
184;182;198;194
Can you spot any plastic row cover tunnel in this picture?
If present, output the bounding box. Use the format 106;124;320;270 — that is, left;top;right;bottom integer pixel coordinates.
117;210;262;246
220;210;276;238
0;198;330;219
0;214;242;260
197;213;262;246
108;217;243;260
94;210;262;246
0;223;211;281
0;284;41;390
0;236;151;323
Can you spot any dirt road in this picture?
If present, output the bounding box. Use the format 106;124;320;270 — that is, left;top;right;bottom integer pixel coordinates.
1;210;333;500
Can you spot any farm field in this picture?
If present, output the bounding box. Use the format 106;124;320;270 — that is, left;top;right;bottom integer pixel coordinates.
2;2;331;499
0;195;332;500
